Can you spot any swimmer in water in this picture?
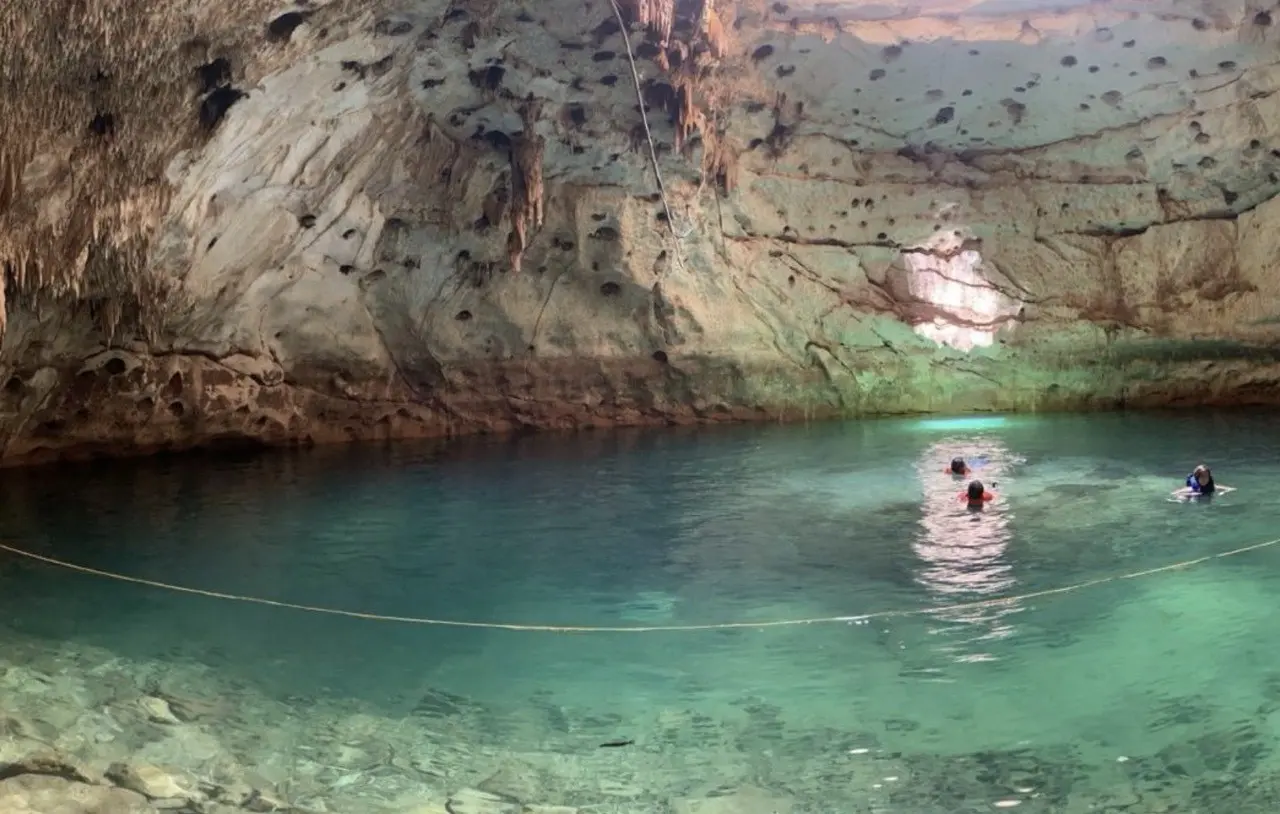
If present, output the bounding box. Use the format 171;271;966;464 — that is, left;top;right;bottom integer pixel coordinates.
1186;464;1215;495
947;457;971;476
962;479;995;509
1172;463;1228;501
1171;464;1234;499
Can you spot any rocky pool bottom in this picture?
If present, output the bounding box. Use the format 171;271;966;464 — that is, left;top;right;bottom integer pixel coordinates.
2;622;1280;814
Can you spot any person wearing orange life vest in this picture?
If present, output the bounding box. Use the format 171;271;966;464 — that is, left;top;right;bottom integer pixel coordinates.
961;479;995;510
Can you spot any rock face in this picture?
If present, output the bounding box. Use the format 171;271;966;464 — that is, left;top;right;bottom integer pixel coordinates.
3;0;1280;463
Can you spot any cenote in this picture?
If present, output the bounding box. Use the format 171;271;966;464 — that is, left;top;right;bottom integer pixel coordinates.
3;410;1280;812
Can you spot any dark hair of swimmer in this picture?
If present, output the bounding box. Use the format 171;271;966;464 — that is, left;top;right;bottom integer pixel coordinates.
950;457;968;475
967;480;986;502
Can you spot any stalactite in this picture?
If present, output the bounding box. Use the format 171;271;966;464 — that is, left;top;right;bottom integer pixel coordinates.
0;0;273;345
704;5;728;57
0;274;8;343
507;100;546;272
703;133;740;194
619;0;676;45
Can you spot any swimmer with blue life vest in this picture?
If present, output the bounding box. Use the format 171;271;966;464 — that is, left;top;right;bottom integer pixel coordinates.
1172;464;1235;499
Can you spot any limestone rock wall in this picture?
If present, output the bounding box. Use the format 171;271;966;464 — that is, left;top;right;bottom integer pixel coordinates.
3;0;1280;463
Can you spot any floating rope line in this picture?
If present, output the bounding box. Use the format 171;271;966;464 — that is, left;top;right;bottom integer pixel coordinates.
1;537;1278;634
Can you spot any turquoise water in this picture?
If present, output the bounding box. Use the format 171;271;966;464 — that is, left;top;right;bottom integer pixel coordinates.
3;411;1280;811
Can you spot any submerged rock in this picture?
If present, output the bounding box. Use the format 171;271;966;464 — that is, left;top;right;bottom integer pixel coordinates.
0;774;155;814
137;697;182;726
670;786;795;814
105;762;191;802
444;787;521;814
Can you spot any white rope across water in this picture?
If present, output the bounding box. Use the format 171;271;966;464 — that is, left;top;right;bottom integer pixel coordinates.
1;536;1277;634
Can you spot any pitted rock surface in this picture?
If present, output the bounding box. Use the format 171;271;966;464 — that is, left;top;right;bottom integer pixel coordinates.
4;0;1280;462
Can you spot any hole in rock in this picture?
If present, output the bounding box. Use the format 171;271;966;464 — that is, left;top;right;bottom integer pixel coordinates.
468;66;505;90
456;310;473;321
373;18;413;36
89;112;115;136
200;87;247;131
600;281;621;296
652;350;669;363
266;11;310;42
593;18;620;41
197;58;233;92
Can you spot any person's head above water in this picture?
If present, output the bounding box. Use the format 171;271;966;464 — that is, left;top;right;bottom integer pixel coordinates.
949;457;968;475
967;480;986;502
1187;464;1215;493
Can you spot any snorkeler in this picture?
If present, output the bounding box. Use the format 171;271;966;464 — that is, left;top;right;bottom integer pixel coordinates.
961;479;995;508
946;457;971;476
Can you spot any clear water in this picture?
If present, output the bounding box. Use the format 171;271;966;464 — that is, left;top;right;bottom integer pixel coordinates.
3;411;1280;812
